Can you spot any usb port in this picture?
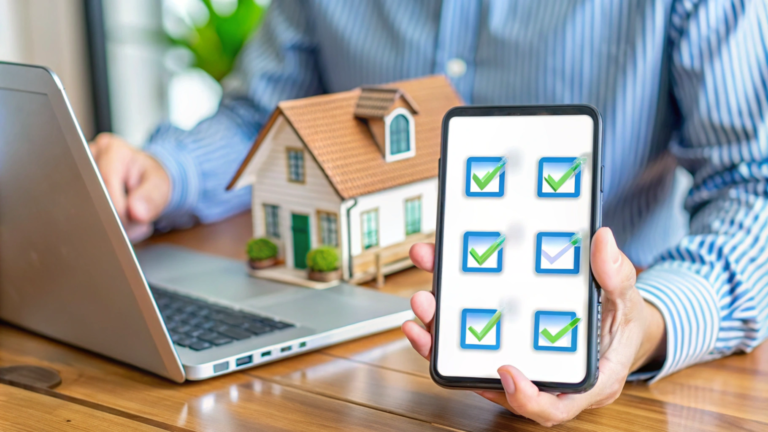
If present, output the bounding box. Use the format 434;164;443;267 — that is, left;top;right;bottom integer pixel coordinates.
299;341;307;348
236;355;253;367
280;346;292;353
261;350;272;358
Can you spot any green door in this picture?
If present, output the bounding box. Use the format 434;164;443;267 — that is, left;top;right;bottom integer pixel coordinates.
291;213;311;269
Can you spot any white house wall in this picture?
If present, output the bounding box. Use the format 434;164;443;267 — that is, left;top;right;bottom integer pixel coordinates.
347;177;438;257
250;116;342;268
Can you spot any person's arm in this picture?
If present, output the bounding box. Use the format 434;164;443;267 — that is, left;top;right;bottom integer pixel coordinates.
634;0;768;382
145;0;323;231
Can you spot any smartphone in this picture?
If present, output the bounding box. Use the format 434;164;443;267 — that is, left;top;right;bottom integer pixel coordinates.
431;105;602;393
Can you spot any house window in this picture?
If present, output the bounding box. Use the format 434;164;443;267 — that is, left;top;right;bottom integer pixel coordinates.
318;211;338;247
405;197;421;236
389;114;410;155
361;209;379;249
264;204;280;238
287;148;305;183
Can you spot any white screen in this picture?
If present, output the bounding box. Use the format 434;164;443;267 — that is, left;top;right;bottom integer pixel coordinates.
436;114;595;383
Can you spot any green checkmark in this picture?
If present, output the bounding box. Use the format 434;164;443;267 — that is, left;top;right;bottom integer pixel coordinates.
472;157;507;190
468;310;501;342
469;234;506;265
544;158;584;192
540;317;581;344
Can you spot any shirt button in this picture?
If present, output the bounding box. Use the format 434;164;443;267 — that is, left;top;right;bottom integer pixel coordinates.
446;58;467;78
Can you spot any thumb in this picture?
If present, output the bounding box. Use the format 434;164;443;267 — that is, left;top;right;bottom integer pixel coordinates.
127;178;166;223
591;227;636;298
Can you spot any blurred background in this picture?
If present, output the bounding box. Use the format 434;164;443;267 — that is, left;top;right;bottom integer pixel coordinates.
0;0;268;145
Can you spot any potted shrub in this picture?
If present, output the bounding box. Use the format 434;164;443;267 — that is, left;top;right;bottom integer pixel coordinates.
246;238;278;269
306;246;341;282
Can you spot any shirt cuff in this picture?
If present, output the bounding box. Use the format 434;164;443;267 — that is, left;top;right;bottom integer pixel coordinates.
632;265;720;383
144;143;201;227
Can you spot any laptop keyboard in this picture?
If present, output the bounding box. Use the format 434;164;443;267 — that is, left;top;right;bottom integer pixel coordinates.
151;288;295;351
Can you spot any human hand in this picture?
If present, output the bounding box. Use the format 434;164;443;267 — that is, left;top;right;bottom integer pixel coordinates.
89;133;171;242
402;227;666;427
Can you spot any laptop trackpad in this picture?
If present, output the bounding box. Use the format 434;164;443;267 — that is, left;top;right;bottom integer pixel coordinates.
241;290;384;331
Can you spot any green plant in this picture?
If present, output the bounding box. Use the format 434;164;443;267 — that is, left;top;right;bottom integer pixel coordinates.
247;237;277;261
306;247;339;272
167;0;267;81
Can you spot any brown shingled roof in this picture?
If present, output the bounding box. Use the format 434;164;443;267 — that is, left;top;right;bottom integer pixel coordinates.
353;86;420;119
228;75;462;199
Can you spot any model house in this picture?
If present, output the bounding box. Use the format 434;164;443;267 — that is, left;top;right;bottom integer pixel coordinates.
227;75;462;284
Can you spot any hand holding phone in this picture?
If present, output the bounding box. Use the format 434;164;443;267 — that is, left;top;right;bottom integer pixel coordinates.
403;106;666;426
430;106;603;391
403;227;664;426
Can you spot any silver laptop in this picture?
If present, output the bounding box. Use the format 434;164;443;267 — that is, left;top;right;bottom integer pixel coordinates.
0;62;413;382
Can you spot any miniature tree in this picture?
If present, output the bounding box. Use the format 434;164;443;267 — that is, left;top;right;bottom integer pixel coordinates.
246;238;278;269
306;247;340;281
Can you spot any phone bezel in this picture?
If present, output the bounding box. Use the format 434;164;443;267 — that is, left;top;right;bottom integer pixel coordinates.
430;105;603;393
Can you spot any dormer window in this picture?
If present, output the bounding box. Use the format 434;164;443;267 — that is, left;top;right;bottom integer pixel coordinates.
384;108;416;162
353;86;419;163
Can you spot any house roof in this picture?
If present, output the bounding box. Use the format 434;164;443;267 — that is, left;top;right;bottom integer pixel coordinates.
227;75;462;199
353;87;420;119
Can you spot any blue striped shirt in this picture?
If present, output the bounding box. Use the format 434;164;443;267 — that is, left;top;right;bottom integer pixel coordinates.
145;0;768;383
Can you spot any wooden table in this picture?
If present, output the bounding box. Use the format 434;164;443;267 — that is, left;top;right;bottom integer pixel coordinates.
2;212;768;431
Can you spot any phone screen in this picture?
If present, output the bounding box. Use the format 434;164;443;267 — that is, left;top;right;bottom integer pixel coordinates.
435;111;598;384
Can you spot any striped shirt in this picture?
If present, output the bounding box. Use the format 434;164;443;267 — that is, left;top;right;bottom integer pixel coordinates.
145;0;768;383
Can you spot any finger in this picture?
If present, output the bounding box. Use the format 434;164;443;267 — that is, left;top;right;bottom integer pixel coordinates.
409;243;435;273
92;145;129;221
127;172;167;223
498;365;588;426
410;291;435;326
401;320;432;359
124;222;154;243
499;364;624;426
590;227;636;298
124;153;144;192
475;391;520;416
88;142;100;158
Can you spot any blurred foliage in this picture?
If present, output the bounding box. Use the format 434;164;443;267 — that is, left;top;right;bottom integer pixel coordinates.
168;0;267;81
307;247;340;272
247;237;278;261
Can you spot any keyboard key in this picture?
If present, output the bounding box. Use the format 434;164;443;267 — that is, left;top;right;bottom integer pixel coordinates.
174;325;192;334
199;320;217;329
197;332;233;346
219;315;250;327
186;317;206;327
242;323;272;335
186;328;207;337
182;304;199;313
215;326;252;340
188;341;213;351
169;331;186;340
172;336;195;347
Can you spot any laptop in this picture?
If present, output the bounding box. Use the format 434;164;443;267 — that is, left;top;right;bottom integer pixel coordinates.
0;62;413;382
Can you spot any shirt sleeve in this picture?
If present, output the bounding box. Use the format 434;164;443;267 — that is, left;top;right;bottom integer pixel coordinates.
144;0;323;231
633;0;768;382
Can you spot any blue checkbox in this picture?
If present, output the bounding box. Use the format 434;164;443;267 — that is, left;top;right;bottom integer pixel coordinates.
462;231;505;273
533;311;579;352
466;157;506;197
535;232;581;274
461;309;501;350
537;157;582;198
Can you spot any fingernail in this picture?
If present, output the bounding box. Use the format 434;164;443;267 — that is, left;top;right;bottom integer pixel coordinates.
131;200;148;221
498;367;515;393
606;230;621;266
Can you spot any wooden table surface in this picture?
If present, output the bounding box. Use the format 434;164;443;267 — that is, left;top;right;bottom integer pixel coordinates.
2;211;768;431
